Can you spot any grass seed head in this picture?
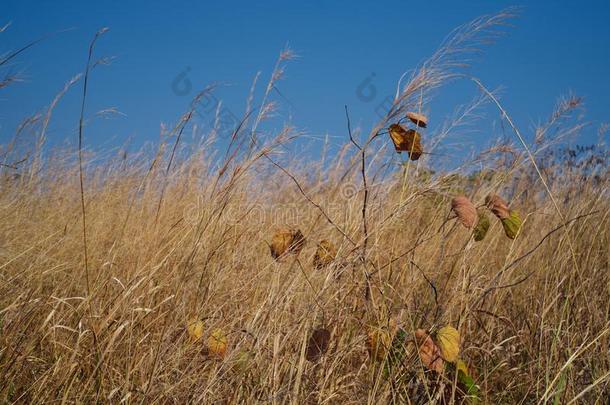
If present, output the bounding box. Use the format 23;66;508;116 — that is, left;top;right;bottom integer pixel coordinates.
367;327;393;362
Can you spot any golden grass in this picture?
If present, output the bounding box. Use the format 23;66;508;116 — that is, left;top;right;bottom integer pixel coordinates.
0;10;608;404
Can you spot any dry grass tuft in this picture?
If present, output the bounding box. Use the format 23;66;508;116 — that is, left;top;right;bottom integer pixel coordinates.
0;9;608;404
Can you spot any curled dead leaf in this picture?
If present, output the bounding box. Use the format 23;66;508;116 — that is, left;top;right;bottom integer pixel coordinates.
415;329;444;373
187;319;204;342
473;211;490;241
270;228;305;259
305;328;331;362
313;239;337;269
485;194;510;220
451;196;478;228
388;124;423;160
406;111;428;128
207;328;228;358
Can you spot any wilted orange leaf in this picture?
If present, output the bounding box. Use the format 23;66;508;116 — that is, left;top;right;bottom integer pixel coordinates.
415;329;444;373
367;326;393;362
313;240;337;269
270;228;305;259
207;328;228;358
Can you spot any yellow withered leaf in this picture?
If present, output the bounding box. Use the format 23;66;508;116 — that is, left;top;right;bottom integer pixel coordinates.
313;239;337;269
435;326;460;363
501;210;522;239
406;111;428;128
388;124;423;160
187;319;204;342
270;228;306;260
207;328;228;358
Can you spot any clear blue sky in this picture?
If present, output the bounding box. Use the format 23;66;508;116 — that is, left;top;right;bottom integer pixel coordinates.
1;0;609;160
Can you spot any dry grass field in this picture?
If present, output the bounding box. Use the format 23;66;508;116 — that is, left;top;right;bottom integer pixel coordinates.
0;11;608;404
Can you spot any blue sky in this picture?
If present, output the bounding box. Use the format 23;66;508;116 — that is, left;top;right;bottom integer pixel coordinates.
1;0;609;161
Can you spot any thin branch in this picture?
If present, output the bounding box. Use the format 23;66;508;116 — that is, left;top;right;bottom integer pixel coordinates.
345;105;372;299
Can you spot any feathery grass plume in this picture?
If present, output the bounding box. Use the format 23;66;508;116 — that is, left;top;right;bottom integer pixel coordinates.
305;327;331;362
207;329;228;358
380;9;517;134
501;210;522;239
406;111;428;128
485;193;510;219
415;329;444;373
435;326;460;363
269;227;305;259
451;196;478;228
312;239;337;269
473;211;490;241
388;123;423;159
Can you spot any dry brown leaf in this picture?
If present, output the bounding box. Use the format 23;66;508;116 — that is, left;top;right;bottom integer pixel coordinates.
406;111;428;128
485;194;510;219
388;124;423;160
270;228;305;259
367;323;394;362
305;328;331;362
313;239;337;269
451;196;478;228
415;329;444;373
